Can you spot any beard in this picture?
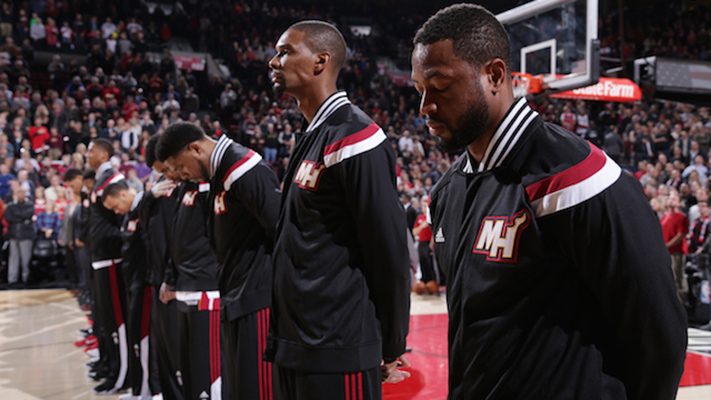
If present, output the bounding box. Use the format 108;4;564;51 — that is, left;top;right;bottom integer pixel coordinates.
435;82;490;153
272;82;285;96
271;75;286;96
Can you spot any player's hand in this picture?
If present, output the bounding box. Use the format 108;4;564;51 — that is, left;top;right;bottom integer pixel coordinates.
152;180;177;198
381;355;411;383
75;238;84;247
159;282;176;304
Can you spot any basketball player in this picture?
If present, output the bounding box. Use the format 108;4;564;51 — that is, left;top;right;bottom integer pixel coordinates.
412;4;687;398
85;138;130;394
102;183;154;400
156;121;280;399
267;20;411;399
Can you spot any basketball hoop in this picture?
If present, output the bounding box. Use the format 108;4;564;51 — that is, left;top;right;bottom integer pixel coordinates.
512;72;543;98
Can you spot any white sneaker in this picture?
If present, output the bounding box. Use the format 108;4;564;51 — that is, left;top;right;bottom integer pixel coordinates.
152;394;164;400
86;348;99;359
118;394;137;400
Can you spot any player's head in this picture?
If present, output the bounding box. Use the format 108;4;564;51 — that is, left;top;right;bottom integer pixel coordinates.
146;133;181;181
412;3;513;152
269;20;346;96
155;122;210;182
64;168;83;194
102;182;134;215
87;138;113;171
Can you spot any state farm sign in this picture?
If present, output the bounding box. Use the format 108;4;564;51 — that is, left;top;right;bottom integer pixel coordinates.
549;78;642;102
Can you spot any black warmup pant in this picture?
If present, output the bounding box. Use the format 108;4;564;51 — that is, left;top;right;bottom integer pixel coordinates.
177;298;223;400
126;285;153;397
418;241;436;283
92;260;129;389
274;365;381;400
151;289;183;400
222;307;274;399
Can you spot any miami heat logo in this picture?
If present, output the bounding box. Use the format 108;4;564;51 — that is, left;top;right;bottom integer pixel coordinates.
214;190;227;215
473;209;530;263
293;161;325;191
182;190;197;207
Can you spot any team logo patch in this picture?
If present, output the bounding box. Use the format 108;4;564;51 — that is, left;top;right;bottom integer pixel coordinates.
293;160;325;191
127;219;139;232
214;190;227;215
473;209;530;263
182;190;197;207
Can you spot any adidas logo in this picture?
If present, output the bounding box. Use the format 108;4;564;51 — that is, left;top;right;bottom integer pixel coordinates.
435;227;445;243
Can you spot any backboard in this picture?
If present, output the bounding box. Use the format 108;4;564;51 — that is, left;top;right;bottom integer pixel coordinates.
497;0;599;95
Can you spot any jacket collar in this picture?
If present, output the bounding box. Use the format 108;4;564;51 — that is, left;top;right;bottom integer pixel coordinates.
463;97;539;174
209;134;231;180
305;91;350;133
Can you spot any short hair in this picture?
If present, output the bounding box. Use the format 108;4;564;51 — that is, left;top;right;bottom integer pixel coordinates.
82;170;95;181
91;138;114;158
102;182;127;201
155;122;207;162
413;3;512;72
289;20;347;72
64;168;83;182
145;134;160;168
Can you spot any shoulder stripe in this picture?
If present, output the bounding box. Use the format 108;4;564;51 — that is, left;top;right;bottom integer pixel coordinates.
95;172;125;196
322;122;386;168
526;144;621;218
223;149;262;191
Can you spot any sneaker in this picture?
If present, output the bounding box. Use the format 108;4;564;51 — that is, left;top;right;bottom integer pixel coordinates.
152;394;164;400
92;380;117;395
86;348;99;359
74;335;97;347
118;394;138;400
84;341;99;352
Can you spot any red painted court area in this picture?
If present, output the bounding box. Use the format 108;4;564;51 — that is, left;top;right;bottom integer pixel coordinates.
384;314;711;399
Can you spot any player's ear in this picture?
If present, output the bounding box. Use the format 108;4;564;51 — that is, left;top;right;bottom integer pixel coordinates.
314;51;331;74
187;141;201;155
485;58;507;95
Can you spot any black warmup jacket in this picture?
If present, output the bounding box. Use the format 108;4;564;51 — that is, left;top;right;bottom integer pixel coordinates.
168;181;219;292
428;98;688;399
140;176;179;287
89;162;125;262
120;191;148;291
207;135;281;322
270;91;411;373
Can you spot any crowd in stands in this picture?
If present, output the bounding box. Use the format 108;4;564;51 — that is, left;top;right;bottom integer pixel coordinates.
0;0;709;300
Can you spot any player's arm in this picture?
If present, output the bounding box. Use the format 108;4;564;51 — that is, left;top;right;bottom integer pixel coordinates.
227;160;281;244
546;172;687;399
338;139;411;363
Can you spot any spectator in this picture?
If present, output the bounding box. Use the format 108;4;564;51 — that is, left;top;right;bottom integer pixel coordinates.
36;198;61;241
27;117;49;154
0;162;15;198
5;185;35;287
661;189;690;305
45;17;58;48
29;16;46;48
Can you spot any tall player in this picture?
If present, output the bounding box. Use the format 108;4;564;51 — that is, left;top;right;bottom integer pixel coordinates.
267;21;411;399
85;138;130;394
156;121;281;399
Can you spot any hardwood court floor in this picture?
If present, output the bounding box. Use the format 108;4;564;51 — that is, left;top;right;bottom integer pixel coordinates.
0;289;709;399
